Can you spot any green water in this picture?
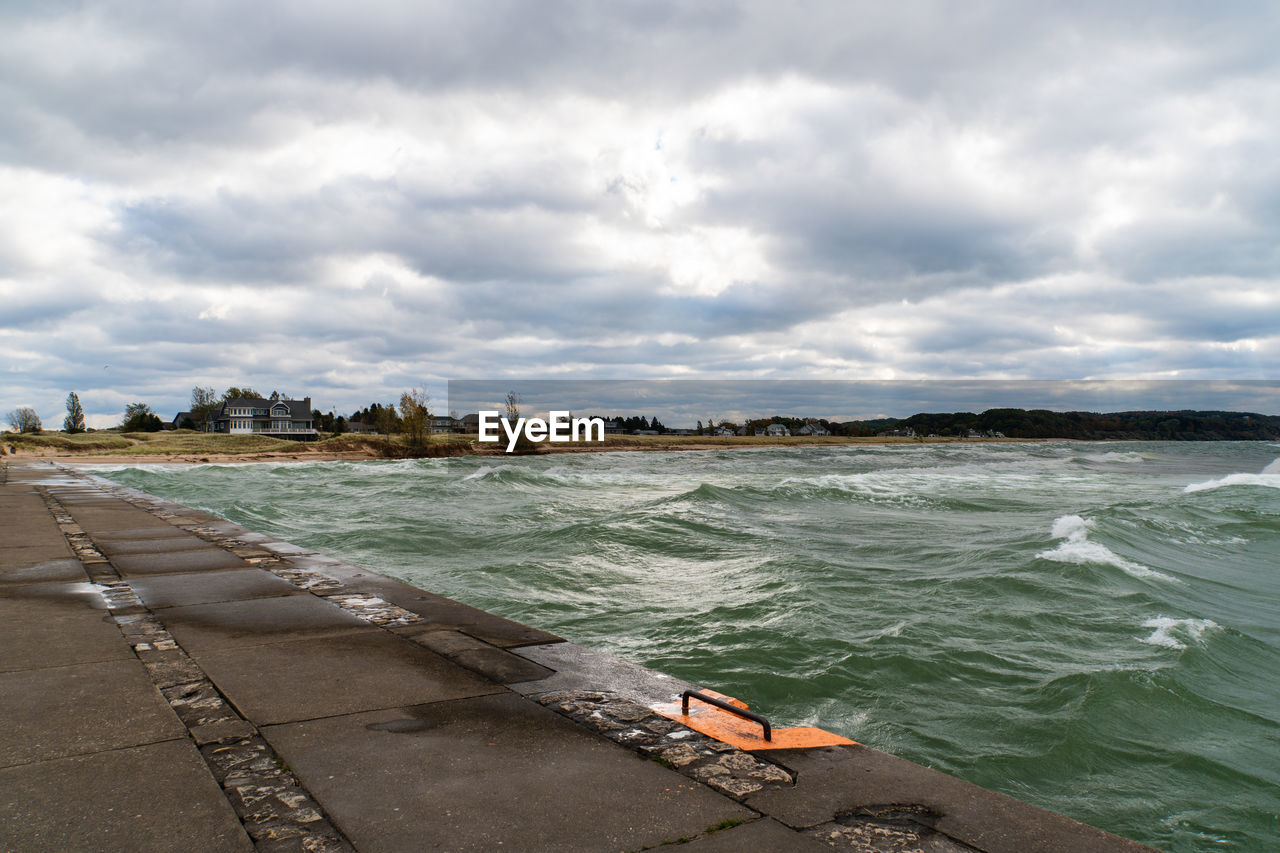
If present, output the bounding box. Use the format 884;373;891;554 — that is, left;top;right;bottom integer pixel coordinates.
100;442;1280;850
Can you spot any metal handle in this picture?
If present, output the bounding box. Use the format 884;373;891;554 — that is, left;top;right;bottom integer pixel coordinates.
681;690;772;741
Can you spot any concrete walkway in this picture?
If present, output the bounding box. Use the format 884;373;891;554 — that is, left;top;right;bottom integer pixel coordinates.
0;460;1155;852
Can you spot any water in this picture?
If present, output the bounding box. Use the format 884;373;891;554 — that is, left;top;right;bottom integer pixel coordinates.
98;441;1280;851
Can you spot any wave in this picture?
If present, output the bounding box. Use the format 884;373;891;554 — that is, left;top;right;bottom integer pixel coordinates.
1037;515;1177;582
1139;616;1220;650
1184;458;1280;493
1088;451;1146;464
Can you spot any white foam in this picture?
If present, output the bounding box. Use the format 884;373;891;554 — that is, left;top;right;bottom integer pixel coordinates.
461;465;501;481
1184;468;1280;493
1037;514;1177;582
1139;616;1219;650
1088;451;1145;464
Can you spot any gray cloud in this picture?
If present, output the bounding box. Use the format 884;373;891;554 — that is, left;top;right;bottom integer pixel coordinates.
3;2;1280;427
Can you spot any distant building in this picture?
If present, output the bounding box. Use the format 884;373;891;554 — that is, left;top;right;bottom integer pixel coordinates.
170;411;195;430
207;397;318;439
796;422;831;436
345;420;376;435
713;426;735;436
432;416;463;434
765;423;790;437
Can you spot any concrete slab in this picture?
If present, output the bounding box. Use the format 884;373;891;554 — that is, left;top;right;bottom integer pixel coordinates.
0;658;185;767
0;537;71;558
192;631;503;725
129;568;302;609
0;557;85;585
295;560;562;647
511;641;696;705
98;536;222;557
678;817;830;851
748;745;1153;853
403;628;555;684
0;586;135;671
110;548;253;576
161;593;372;652
92;526;196;541
0;738;253;852
263;693;754;852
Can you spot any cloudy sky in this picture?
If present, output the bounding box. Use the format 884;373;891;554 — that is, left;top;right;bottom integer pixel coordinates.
3;2;1279;427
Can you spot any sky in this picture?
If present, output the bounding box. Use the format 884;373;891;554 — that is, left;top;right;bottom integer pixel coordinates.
3;2;1279;428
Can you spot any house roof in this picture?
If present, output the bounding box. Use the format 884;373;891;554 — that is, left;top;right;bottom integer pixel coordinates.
220;397;312;419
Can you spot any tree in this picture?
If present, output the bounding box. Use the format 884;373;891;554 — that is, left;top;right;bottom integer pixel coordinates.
63;392;86;433
223;387;261;401
504;390;520;423
399;388;430;448
122;403;163;432
190;386;218;431
375;403;401;435
7;407;41;434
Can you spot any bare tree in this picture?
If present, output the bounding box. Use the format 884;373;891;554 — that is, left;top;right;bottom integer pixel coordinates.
190;386;218;431
7;407;42;434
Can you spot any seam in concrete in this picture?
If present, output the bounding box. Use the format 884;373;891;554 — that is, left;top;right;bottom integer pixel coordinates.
40;486;356;853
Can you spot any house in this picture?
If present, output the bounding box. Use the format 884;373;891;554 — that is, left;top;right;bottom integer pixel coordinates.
431;416;463;434
712;426;735;436
345;420;376;435
877;428;916;438
765;423;790;437
206;396;318;439
170;411;195;430
796;422;831;436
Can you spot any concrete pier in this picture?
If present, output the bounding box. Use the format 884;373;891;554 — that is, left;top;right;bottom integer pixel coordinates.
0;460;1155;852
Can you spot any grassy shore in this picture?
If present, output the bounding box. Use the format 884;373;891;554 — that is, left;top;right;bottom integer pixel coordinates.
2;428;1027;464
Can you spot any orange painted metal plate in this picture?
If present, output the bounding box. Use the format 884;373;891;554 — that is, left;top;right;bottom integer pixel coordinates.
652;691;857;751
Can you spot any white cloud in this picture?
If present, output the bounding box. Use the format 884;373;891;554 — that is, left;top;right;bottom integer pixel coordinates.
3;2;1280;428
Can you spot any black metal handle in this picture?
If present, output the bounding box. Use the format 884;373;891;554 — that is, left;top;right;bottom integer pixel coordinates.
681;690;772;741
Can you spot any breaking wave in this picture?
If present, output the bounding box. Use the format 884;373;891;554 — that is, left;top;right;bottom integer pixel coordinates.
1139;616;1220;650
1184;458;1280;493
1036;515;1177;582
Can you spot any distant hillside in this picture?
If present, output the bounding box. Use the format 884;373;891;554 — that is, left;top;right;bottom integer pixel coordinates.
846;409;1280;441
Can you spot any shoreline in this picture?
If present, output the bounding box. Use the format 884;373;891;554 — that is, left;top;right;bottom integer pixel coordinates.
6;435;1063;467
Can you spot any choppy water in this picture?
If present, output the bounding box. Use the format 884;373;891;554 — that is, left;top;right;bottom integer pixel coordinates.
99;442;1280;851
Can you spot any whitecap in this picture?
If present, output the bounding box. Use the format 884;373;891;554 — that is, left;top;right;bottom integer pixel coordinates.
1139;616;1219;650
1037;514;1177;582
461;465;502;481
1183;458;1280;493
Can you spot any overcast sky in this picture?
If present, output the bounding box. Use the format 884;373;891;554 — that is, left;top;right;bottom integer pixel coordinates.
3;2;1279;427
